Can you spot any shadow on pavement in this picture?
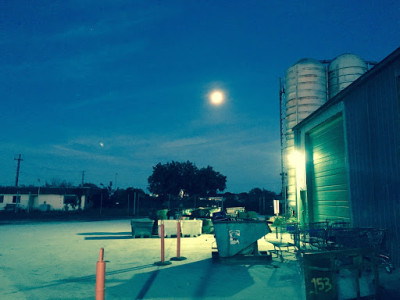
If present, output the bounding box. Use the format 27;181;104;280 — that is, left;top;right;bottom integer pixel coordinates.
84;236;132;240
77;231;131;235
17;263;156;292
77;231;132;240
108;258;256;299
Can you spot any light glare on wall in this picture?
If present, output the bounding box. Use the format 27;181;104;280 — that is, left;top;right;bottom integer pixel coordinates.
288;150;305;169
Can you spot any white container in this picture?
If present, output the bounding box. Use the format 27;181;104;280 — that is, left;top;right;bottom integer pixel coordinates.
158;220;178;237
181;220;203;237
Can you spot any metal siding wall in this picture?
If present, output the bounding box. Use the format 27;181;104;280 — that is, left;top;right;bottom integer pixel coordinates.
345;93;374;224
344;58;400;266
307;115;351;222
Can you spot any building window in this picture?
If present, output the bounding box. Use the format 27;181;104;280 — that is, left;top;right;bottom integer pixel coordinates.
12;195;21;203
0;195;3;203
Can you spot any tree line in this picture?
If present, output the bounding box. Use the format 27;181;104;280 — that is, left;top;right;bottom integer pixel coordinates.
15;160;278;215
86;161;277;215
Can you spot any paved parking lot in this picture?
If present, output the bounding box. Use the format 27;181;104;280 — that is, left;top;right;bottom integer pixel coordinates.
1;219;398;299
0;220;306;299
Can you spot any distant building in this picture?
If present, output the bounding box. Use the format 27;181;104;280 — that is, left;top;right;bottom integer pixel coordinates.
292;47;400;265
0;187;89;211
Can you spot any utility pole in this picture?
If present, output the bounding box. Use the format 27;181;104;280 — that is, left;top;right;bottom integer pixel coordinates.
14;154;23;187
127;193;130;216
81;171;85;186
133;191;136;216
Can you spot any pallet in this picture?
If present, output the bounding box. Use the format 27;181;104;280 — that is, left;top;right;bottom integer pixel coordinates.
162;234;179;238
159;234;202;238
132;234;155;239
182;234;201;238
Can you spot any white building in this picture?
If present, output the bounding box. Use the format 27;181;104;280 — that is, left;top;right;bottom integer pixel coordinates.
0;187;88;211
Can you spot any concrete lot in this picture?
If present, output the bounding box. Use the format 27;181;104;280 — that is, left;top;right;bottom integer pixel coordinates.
0;219;398;299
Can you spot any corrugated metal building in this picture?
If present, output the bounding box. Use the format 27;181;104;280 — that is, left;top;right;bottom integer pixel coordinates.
292;47;400;265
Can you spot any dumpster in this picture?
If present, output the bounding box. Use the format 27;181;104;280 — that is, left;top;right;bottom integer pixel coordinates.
156;209;168;220
131;218;154;238
201;218;214;234
213;220;271;258
237;211;258;220
158;220;178;237
225;207;245;218
181;219;203;237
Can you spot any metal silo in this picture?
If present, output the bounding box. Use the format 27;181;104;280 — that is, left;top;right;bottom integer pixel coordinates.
328;53;367;99
282;58;327;210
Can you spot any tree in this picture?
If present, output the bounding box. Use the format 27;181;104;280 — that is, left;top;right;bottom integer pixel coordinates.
195;166;227;195
148;161;227;197
248;188;277;214
82;183;99;189
44;178;73;188
99;181;115;208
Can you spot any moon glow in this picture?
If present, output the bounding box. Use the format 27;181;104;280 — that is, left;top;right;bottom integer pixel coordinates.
209;90;225;106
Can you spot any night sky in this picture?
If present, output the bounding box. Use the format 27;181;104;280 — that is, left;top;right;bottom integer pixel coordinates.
1;0;399;193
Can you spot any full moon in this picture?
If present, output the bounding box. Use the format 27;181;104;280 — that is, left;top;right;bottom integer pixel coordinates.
209;90;225;106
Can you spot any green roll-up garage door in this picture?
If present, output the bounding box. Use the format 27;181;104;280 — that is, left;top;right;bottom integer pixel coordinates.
306;114;351;222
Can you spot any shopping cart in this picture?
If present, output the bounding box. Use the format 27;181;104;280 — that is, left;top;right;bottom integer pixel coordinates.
328;227;394;273
298;221;330;251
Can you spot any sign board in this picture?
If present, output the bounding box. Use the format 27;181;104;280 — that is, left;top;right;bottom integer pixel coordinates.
273;199;280;215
